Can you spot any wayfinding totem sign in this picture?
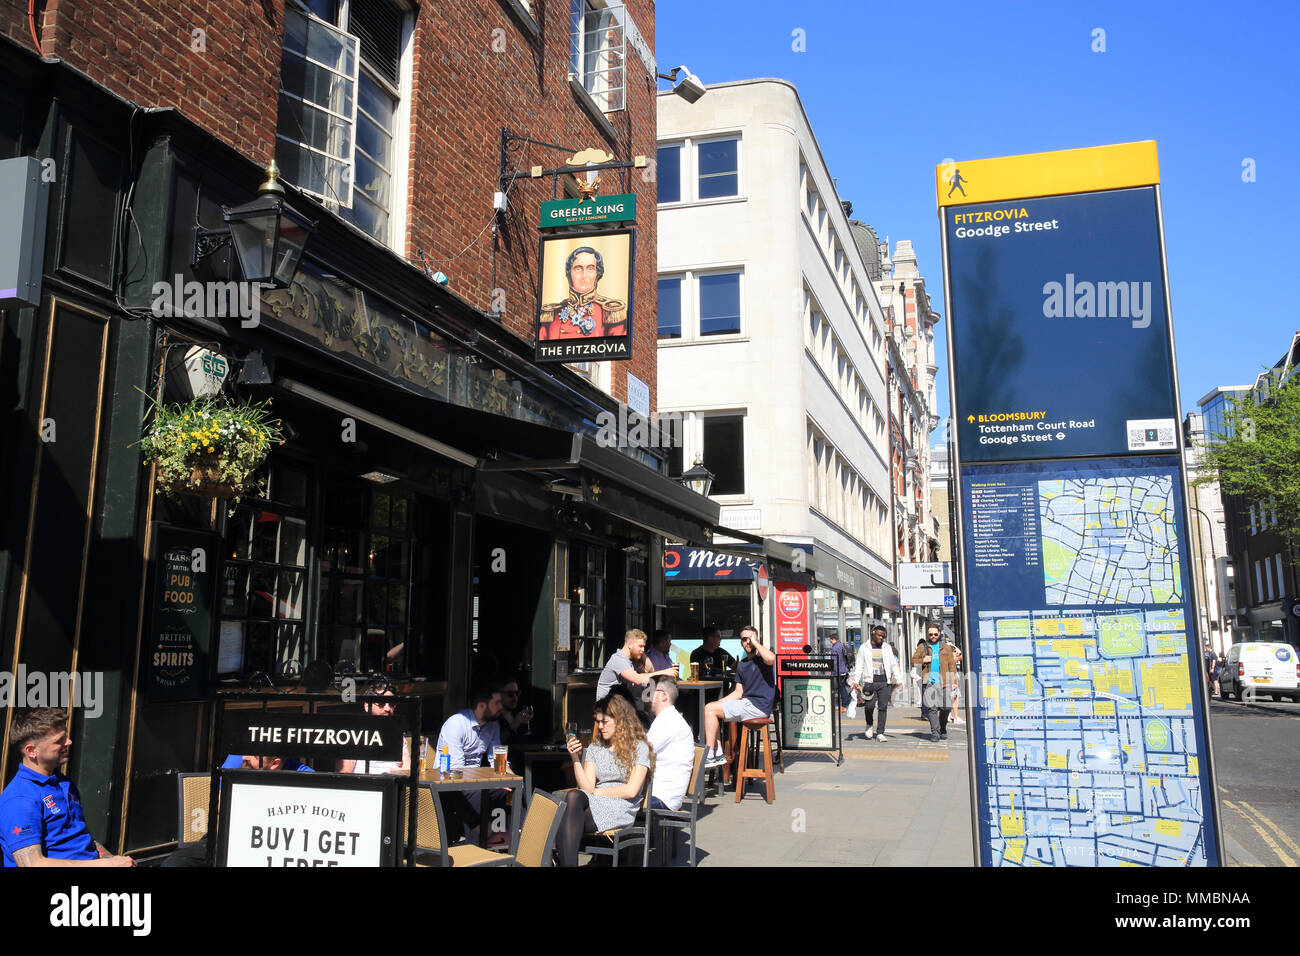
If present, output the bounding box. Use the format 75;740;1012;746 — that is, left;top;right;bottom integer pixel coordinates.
937;143;1222;867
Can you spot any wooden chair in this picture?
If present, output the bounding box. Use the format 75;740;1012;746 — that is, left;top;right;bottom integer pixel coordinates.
732;719;776;804
655;746;707;867
402;786;511;867
175;772;211;847
582;766;655;867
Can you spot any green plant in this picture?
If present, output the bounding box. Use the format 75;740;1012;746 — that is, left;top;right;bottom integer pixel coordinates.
140;396;283;500
1196;367;1300;548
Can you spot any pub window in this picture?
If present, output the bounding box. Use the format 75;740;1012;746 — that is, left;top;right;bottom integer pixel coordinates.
218;462;312;678
318;481;419;675
625;548;648;633
569;540;607;671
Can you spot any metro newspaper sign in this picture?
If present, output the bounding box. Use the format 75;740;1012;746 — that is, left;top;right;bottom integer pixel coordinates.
937;142;1222;868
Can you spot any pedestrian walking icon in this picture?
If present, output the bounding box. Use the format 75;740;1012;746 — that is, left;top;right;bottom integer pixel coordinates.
947;168;967;197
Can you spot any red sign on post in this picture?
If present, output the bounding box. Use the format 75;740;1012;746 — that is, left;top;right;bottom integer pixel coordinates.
774;581;808;654
756;564;770;603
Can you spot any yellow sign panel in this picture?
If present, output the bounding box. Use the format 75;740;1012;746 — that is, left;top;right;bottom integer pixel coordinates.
936;141;1160;208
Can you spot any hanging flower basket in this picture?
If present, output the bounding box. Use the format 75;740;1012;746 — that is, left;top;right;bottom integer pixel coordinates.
140;396;283;502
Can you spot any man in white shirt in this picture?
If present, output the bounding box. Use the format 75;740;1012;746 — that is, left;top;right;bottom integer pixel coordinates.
646;678;695;811
849;625;903;742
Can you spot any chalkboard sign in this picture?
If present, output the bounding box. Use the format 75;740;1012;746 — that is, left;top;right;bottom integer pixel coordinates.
146;526;218;702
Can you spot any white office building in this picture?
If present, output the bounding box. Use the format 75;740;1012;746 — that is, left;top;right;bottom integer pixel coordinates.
656;78;900;652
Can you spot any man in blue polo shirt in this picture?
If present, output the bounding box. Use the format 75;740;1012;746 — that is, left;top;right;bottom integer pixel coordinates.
0;708;135;867
702;625;776;768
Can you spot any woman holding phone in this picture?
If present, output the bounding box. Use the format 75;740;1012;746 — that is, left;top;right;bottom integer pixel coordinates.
555;692;654;866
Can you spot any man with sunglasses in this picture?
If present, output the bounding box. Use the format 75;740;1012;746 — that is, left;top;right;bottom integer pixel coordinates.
339;678;411;774
912;623;959;742
496;678;534;743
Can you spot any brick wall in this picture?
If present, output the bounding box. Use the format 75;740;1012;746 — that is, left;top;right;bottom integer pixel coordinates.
5;0;658;409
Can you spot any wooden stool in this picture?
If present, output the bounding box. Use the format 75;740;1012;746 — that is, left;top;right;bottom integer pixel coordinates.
732;719;776;804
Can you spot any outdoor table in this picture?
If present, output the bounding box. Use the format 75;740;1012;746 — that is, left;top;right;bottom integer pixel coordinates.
516;743;572;808
415;765;525;855
676;680;725;746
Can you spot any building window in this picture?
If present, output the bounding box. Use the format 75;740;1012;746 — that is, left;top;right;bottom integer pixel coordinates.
656;135;742;204
698;271;741;336
657;144;682;204
1277;553;1287;597
697;137;739;199
702;415;745;495
570;0;625;113
276;0;411;248
658;276;682;339
276;8;357;210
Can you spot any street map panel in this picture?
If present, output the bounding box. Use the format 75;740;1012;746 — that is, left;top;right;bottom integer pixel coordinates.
960;457;1217;866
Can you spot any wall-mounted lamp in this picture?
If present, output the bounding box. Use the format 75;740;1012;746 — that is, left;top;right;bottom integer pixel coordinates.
192;161;316;289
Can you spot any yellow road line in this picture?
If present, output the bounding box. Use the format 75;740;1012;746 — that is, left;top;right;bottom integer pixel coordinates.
1236;800;1300;859
844;749;948;762
1224;799;1297;867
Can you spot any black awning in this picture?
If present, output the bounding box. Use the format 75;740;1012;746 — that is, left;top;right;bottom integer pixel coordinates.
479;431;719;543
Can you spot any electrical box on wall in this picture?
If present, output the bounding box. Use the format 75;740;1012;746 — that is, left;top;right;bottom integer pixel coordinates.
0;156;50;306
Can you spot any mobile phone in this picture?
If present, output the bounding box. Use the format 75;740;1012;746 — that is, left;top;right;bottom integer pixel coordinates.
565;731;579;741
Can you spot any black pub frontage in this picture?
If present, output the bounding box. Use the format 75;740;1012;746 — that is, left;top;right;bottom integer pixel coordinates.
0;48;716;857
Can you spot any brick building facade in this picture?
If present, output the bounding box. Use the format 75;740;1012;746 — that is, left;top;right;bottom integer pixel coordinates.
0;1;711;857
7;0;659;407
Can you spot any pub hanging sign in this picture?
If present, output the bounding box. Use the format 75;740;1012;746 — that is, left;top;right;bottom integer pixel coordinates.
535;229;635;363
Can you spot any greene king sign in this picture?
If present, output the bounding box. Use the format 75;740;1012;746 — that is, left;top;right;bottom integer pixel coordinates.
540;194;636;228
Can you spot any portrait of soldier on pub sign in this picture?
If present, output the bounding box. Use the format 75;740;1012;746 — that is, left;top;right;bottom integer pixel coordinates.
535;230;634;363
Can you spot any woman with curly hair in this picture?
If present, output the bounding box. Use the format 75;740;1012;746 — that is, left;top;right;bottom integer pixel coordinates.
555;691;655;866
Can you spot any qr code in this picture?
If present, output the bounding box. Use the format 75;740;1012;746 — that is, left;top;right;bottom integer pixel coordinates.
1129;426;1175;446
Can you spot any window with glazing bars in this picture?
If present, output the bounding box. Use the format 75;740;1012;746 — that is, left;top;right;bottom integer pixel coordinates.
571;0;625;112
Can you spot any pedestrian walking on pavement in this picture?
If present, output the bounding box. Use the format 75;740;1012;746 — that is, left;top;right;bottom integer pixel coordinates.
912;623;959;741
948;638;966;726
829;633;852;710
850;625;903;741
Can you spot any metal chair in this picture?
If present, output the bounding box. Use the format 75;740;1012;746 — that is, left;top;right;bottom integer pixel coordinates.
582;766;655;867
175;772;211;847
656;745;707;866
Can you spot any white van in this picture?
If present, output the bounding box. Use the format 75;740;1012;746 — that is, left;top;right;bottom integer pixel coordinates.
1220;642;1300;702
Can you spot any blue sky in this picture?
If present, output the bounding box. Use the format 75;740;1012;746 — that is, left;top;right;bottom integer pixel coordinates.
657;0;1299;427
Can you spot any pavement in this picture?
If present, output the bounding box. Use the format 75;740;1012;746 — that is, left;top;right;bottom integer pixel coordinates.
657;697;1299;868
666;705;975;867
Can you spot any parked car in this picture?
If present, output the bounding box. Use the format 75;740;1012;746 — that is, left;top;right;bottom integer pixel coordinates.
1220;642;1300;701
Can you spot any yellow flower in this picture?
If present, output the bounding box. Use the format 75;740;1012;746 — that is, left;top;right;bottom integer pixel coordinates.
190;443;197;451
206;446;214;453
